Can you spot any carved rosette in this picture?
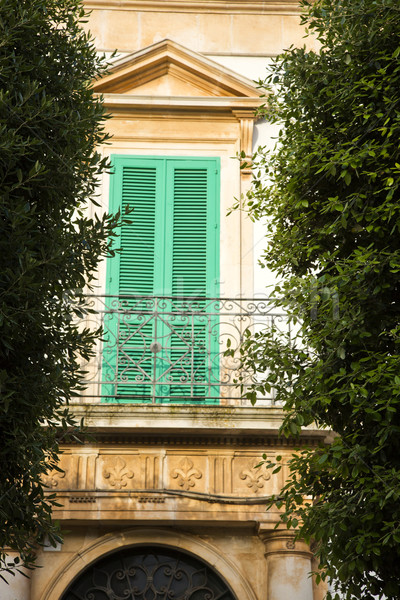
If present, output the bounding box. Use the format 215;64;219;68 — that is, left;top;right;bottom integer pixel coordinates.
102;456;134;489
286;538;296;550
239;458;271;493
171;457;202;491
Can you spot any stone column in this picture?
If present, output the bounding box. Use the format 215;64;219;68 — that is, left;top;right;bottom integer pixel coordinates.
311;552;329;600
258;527;314;600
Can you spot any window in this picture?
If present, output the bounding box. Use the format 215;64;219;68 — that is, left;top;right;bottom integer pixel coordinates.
102;156;220;403
61;545;236;600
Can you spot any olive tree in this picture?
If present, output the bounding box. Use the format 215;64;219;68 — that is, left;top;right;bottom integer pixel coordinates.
234;0;400;598
0;0;120;575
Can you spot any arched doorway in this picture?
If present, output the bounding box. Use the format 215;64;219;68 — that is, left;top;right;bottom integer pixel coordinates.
61;545;237;600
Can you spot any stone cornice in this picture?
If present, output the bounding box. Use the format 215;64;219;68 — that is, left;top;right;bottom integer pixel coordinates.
84;1;301;15
67;433;322;447
69;404;326;440
99;94;262;113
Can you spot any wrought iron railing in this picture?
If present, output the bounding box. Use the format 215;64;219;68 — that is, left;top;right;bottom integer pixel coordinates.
76;295;290;405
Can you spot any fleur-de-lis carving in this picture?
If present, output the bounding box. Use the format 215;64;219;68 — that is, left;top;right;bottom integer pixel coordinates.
239;458;271;493
42;469;66;488
171;457;202;491
102;457;134;489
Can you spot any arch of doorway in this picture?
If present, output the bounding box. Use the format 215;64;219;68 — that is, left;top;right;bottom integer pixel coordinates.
40;527;258;600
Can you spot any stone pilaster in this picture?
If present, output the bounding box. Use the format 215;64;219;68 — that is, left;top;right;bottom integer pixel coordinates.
232;109;257;297
258;526;314;600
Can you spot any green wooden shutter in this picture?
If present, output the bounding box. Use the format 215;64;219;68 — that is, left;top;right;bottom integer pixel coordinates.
103;156;219;403
160;160;219;401
103;159;162;401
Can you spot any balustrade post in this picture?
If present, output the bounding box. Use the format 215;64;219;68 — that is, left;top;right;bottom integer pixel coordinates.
152;296;158;404
258;525;314;600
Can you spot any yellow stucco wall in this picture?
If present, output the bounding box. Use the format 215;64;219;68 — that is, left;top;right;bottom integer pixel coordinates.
83;0;317;56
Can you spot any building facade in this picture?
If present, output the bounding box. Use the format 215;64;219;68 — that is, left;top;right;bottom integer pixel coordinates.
3;2;327;600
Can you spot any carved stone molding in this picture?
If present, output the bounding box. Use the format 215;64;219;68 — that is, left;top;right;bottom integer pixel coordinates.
137;496;165;504
41;528;258;600
257;527;313;560
80;433;321;447
102;456;134;489
69;496;97;504
239;458;270;493
84;1;301;15
171;457;202;490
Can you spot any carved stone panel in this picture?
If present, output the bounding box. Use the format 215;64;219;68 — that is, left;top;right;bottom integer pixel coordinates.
171;457;202;491
96;454;137;490
102;456;134;489
41;454;78;490
167;454;206;492
41;469;66;490
233;454;272;495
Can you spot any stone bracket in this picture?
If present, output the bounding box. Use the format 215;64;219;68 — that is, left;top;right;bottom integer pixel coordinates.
232;109;257;175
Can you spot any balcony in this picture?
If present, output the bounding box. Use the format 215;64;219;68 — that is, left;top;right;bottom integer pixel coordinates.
76;295;290;406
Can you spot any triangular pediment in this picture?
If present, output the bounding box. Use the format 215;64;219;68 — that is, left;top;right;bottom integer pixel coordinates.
93;39;262;98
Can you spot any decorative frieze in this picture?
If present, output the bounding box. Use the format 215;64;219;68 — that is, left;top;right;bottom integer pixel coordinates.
45;447;288;499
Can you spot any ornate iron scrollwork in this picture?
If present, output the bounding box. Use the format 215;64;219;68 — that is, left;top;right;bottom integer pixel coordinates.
62;545;237;600
80;294;289;404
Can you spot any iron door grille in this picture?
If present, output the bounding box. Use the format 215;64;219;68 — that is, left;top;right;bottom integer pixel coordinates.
61;546;237;600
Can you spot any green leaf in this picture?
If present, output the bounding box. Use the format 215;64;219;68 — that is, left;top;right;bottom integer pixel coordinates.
337;347;346;359
318;453;329;464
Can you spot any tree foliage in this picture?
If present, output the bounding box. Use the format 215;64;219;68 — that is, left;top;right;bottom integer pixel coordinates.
236;0;400;597
0;0;120;574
